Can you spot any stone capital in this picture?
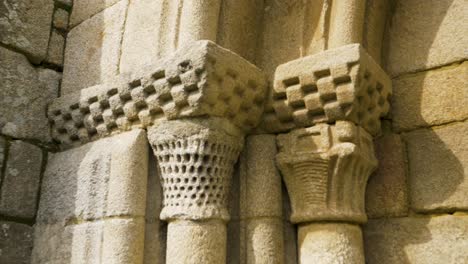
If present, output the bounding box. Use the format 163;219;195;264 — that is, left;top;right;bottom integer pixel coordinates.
148;118;243;221
260;44;391;136
48;40;266;147
276;121;377;224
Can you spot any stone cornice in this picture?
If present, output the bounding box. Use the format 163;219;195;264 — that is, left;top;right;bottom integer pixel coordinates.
259;44;392;136
48;41;267;147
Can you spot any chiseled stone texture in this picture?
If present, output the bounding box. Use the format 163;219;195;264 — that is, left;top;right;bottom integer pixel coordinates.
392;62;468;132
366;133;408;218
31;218;145;264
387;0;468;76
0;47;58;142
404;121;468;212
62;0;127;95
45;30;65;66
0;136;5;183
0;141;42;219
0;0;54;63
53;8;69;30
364;215;468;263
37;129;148;223
69;0;122;28
298;223;364;264
0;221;33;264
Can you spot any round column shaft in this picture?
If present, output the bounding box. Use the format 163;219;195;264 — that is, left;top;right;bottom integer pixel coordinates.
148;118;243;264
298;223;364;264
166;219;226;264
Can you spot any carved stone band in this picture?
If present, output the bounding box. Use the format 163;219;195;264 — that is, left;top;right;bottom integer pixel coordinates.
276;121;377;224
260;44;392;136
48;41;266;147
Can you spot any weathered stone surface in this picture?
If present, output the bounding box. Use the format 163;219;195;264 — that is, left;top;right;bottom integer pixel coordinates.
0;137;5;184
56;0;72;8
37;129;147;223
144;221;166;264
387;0;468;76
119;0;165;75
366;133;408;218
258;0;329;77
328;0;366;48
0;47;57;142
0;141;42;219
363;0;390;63
0;0;54;63
261;44;392;136
69;0;122;28
37;68;62;98
240;135;282;218
51;40;266;146
148;119;243;221
166;220;226;264
298;223;364;264
277;121;377;223
62;0;127;94
217;0;263;62
45;30;65;66
404;121;468;212
364;215;468;263
31;218;145;264
392;62;468;132
244;219;284;264
0;221;33;264
53;8;69;30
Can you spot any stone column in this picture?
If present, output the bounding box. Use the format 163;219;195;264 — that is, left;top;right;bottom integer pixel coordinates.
148;118;243;264
277;122;377;263
328;0;366;48
48;40;267;263
258;44;392;264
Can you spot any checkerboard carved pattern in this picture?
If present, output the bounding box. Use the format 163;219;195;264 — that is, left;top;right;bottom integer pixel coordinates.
260;44;392;136
48;41;266;146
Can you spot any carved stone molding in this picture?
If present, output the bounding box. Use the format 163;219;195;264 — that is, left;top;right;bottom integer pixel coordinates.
147;118;243;222
260;44;391;136
276;121;377;224
48;40;266;147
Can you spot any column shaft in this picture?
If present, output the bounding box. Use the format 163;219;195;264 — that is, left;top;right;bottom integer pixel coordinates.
298;223;364;264
328;0;366;48
166;220;226;264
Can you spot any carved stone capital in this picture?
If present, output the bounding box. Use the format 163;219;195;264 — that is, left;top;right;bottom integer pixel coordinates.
276;121;377;224
148;118;243;221
260;44;391;136
48;40;266;147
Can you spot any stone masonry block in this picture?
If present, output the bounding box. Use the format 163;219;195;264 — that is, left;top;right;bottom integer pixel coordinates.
392;62;468;132
404;121;468;212
45;30;65;66
0;141;43;219
387;0;468;76
366;133;408;218
0;47;58;142
53;8;69;30
31;218;145;264
70;0;122;28
37;129;147;224
50;40;266;147
277;121;377;224
364;215;468;264
0;221;33;264
0;136;5;185
260;44;392;136
0;0;54;63
62;0;128;94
